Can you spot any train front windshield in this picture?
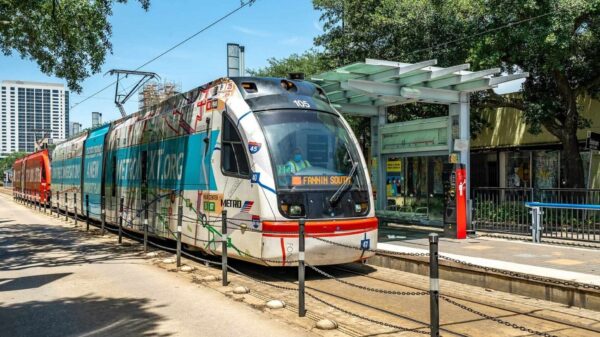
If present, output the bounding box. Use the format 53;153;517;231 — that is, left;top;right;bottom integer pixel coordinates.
257;109;370;219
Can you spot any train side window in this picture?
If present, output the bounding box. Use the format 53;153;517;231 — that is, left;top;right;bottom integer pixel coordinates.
221;114;250;177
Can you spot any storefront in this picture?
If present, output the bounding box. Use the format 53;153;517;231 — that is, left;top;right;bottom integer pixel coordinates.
472;147;594;189
383;156;446;225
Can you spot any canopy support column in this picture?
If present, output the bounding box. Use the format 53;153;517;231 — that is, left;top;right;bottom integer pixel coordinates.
450;93;472;229
371;107;387;211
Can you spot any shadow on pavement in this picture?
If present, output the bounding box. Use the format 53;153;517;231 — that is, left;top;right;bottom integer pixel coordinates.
0;295;171;337
0;272;71;291
0;223;142;271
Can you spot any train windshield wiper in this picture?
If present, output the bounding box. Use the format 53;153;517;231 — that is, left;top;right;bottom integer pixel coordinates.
329;161;358;207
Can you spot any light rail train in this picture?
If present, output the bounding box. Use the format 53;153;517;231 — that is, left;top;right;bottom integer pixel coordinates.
14;77;378;266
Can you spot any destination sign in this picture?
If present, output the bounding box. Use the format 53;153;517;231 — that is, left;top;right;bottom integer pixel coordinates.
291;175;351;186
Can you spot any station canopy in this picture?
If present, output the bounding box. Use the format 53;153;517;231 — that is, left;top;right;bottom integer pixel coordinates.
310;58;528;117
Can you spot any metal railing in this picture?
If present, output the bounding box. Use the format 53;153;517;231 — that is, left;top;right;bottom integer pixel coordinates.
473;187;600;242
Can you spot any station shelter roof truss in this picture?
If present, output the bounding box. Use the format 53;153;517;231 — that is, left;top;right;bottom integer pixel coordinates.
310;58;529;117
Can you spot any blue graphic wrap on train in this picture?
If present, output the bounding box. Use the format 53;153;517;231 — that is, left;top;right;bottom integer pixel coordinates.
52;156;83;192
106;131;220;191
83;124;110;220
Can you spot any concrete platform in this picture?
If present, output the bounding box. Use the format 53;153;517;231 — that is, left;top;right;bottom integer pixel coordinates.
369;225;600;310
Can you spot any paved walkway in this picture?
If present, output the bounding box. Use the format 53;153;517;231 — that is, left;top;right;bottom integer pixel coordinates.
0;194;314;337
380;224;600;284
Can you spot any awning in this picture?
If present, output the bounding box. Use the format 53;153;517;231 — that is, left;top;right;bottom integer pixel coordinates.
310;59;528;116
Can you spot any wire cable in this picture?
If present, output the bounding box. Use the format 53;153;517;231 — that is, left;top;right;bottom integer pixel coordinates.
70;0;256;110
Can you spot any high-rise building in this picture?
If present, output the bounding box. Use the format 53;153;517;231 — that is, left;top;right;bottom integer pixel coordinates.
70;121;82;136
92;111;102;128
0;80;69;157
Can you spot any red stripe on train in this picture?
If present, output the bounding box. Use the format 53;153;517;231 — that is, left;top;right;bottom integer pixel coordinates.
262;217;378;235
263;228;375;238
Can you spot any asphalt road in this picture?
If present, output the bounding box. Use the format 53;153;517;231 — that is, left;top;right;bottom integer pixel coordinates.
0;194;315;337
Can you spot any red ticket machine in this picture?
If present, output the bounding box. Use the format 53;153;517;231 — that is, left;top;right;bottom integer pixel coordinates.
442;163;467;239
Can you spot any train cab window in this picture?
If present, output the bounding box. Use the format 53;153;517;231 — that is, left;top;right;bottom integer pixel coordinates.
221;114;250;177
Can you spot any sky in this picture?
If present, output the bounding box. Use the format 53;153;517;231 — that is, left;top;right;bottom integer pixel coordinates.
0;0;522;129
0;0;323;128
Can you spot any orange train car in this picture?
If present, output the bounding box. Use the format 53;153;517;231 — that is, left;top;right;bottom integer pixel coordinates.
12;149;52;204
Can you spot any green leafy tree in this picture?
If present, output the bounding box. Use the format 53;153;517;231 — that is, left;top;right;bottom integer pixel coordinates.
314;0;600;187
0;0;150;93
0;151;26;175
248;49;333;78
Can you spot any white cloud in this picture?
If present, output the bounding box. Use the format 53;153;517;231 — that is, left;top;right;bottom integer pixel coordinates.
232;25;271;37
279;36;302;46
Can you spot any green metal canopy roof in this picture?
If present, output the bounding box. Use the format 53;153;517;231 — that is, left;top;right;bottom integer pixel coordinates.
310;59;528;117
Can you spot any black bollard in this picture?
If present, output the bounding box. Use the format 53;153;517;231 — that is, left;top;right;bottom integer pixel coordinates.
118;197;123;244
73;193;78;226
177;204;183;267
85;195;90;231
143;202;148;253
298;218;306;317
222;210;228;286
64;192;68;221
101;195;106;236
429;233;440;337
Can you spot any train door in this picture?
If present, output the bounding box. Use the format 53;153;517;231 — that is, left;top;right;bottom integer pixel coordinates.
218;112;263;258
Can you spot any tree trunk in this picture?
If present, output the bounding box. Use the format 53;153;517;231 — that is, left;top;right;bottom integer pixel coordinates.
557;129;586;188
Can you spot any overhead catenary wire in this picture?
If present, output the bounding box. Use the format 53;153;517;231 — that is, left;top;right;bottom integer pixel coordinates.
70;0;257;111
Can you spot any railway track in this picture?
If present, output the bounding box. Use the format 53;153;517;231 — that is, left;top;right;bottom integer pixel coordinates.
234;263;599;336
15;195;600;337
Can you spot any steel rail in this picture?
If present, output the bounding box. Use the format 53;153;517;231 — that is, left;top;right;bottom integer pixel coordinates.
330;265;600;335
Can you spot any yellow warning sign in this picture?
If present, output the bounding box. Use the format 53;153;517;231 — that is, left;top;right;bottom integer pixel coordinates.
387;159;402;172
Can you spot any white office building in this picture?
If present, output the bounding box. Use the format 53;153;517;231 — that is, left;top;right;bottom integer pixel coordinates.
0;80;69;157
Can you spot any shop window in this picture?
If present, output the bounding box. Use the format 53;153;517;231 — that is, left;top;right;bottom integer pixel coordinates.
533;150;559;188
221;114;250;177
384;155;446;225
506;152;531;188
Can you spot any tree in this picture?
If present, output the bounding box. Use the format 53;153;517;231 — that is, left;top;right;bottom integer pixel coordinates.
0;0;150;93
314;0;600;187
0;151;26;175
248;49;333;78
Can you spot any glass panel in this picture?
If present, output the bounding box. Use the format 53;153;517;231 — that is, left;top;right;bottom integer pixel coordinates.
222;143;238;174
533;150;559;188
506;152;531;188
382;155;446;225
233;143;249;175
257;110;367;191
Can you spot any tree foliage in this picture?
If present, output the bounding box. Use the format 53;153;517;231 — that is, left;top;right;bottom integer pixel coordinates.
247;49;333;78
0;0;150;93
0;151;26;175
314;0;600;187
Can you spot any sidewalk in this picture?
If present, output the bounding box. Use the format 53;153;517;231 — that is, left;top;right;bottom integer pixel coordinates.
379;225;600;286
